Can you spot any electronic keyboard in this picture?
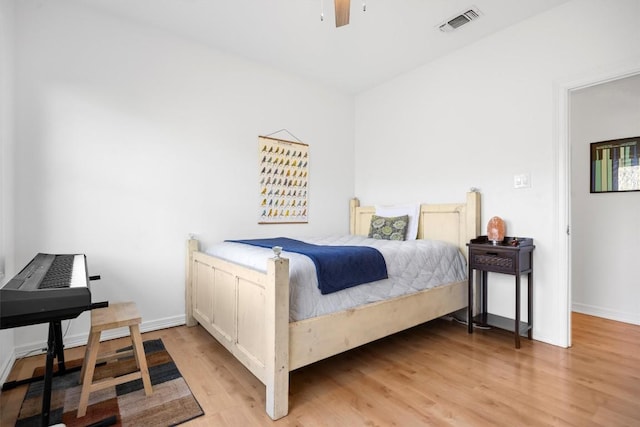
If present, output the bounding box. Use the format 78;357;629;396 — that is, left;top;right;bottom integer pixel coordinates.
1;253;107;426
0;253;92;329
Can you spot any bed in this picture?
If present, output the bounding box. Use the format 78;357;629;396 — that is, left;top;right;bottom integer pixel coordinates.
185;191;480;420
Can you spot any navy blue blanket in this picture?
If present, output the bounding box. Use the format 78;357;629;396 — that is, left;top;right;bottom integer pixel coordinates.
227;237;388;295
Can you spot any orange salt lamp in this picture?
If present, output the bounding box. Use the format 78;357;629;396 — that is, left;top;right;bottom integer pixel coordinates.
487;216;505;244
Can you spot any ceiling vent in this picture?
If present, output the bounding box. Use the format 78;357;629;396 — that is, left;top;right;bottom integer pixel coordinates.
438;7;482;32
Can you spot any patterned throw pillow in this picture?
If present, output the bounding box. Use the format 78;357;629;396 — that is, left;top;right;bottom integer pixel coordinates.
368;215;409;241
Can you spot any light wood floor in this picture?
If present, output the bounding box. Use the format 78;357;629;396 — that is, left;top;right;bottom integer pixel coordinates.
2;312;639;426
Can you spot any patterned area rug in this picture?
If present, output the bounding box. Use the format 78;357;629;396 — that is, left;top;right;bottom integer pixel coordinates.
16;339;203;426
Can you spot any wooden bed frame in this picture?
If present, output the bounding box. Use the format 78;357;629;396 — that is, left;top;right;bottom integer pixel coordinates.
185;191;480;420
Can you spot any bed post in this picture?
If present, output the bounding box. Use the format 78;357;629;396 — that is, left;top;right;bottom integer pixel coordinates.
265;256;290;419
466;191;481;243
185;238;199;327
349;198;360;235
465;191;481;319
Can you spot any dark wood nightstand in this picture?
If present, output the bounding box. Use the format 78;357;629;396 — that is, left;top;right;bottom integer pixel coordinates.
467;236;535;348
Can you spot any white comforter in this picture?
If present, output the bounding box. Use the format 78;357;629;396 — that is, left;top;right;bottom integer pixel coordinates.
205;235;467;322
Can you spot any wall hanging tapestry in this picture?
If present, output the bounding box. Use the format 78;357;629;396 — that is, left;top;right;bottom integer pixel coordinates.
258;135;309;224
590;136;639;193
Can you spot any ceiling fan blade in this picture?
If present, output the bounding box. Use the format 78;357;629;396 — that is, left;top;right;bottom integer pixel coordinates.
334;0;350;27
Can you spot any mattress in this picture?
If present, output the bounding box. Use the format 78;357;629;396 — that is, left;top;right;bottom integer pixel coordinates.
205;235;467;322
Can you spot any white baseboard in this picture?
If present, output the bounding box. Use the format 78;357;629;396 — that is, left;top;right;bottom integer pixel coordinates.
12;314;186;359
572;303;640;326
0;349;17;389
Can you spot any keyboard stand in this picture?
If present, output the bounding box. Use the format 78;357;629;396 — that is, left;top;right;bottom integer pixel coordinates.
1;322;79;393
1;320;76;426
42;320;65;426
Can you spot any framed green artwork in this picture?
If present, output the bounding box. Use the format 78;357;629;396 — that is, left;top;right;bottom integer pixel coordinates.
590;136;639;193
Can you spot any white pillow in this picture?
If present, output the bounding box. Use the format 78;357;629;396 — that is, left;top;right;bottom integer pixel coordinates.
374;204;420;240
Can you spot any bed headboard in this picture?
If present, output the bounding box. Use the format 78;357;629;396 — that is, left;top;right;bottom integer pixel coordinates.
349;191;481;259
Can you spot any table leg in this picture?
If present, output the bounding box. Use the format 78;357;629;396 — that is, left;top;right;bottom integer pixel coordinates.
468;264;473;334
481;271;488;316
515;275;521;349
528;271;533;340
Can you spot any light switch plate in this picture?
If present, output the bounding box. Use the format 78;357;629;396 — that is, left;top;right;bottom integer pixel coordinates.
514;173;531;189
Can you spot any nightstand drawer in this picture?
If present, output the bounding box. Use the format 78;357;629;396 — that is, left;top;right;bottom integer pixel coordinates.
470;250;516;274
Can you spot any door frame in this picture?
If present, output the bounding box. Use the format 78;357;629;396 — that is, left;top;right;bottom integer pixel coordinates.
556;61;640;347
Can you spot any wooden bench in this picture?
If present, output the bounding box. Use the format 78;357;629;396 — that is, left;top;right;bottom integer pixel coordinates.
77;302;152;417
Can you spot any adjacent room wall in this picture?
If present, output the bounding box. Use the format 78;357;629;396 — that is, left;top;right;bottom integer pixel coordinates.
354;0;640;346
570;74;640;325
12;0;355;354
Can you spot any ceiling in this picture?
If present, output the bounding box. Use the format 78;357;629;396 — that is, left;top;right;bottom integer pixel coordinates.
81;0;571;94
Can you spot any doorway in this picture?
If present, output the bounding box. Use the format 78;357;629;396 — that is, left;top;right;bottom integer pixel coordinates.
559;65;640;347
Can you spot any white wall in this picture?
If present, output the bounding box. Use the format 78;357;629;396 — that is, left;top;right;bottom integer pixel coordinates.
12;0;354;355
355;0;640;346
7;0;639;367
0;0;16;384
570;74;640;325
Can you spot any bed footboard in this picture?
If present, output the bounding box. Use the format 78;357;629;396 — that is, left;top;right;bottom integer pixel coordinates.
185;240;290;419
